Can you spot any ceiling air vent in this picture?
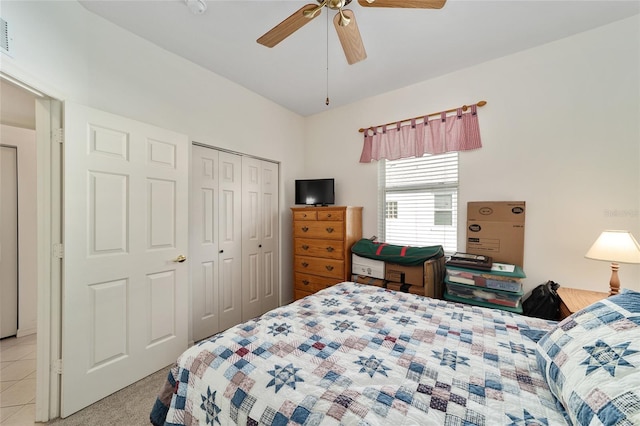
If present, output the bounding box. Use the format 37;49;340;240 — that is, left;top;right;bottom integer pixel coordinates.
1;18;12;57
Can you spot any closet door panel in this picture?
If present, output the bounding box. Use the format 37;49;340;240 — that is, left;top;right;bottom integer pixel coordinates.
242;158;279;320
241;157;262;320
190;146;219;341
218;152;243;331
260;161;279;311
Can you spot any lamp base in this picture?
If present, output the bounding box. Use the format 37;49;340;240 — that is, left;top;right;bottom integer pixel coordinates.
609;262;620;296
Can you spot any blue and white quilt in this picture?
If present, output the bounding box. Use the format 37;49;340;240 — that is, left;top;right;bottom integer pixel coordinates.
151;282;568;425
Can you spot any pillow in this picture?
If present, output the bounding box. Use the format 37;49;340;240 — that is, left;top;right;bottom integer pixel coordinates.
535;289;640;425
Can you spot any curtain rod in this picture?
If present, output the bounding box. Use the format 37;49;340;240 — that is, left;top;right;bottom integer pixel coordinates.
358;100;487;133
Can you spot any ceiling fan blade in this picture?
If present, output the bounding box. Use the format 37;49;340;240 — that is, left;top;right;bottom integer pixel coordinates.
257;4;321;48
333;9;367;65
357;0;446;9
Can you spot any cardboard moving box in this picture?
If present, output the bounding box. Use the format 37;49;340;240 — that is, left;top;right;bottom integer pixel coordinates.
466;201;525;267
385;263;423;286
352;274;386;287
383;256;446;299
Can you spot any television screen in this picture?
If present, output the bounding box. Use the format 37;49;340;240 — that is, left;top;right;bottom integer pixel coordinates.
295;178;335;206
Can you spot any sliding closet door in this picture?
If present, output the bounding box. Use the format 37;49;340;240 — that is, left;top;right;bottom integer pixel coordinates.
242;157;279;320
217;151;243;330
191;146;242;341
190;146;220;341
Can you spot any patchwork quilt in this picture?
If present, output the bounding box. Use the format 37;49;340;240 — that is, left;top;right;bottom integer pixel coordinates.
151;282;568;425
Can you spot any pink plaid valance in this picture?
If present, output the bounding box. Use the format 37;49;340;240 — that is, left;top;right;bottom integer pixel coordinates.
359;104;483;163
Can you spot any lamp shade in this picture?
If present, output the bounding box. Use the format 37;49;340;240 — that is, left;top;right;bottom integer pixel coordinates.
585;230;640;264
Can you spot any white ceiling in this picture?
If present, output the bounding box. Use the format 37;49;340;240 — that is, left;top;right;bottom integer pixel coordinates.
42;1;640;117
76;0;640;116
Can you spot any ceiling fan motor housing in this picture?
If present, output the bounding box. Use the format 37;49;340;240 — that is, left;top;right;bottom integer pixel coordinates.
326;0;352;10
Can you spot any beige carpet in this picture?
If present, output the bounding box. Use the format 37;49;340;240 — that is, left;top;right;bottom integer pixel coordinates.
46;365;172;426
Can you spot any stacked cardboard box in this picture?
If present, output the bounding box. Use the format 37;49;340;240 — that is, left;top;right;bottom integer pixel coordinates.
466;201;525;267
352;254;445;299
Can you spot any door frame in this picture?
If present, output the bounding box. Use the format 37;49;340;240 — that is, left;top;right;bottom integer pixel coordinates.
2;62;65;422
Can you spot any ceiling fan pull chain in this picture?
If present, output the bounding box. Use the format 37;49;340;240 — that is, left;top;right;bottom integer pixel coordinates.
326;9;330;106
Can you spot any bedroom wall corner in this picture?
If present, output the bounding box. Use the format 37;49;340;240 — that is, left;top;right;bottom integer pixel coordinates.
302;15;640;295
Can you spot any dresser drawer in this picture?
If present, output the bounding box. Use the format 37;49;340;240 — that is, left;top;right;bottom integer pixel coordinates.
294;238;344;259
294;256;344;279
294;272;340;293
293;210;317;221
293;221;344;240
318;210;344;221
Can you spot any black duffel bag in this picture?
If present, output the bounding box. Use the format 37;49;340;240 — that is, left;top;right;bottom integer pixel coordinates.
522;280;560;320
351;238;444;266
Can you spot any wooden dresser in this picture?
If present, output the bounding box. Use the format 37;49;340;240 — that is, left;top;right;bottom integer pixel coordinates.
292;206;363;300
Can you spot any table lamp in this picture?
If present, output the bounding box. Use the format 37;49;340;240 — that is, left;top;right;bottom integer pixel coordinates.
585;230;640;296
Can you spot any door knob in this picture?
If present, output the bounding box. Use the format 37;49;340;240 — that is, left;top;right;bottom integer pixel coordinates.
173;254;187;263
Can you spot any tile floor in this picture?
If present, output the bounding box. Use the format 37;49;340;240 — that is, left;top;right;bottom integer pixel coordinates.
0;334;37;425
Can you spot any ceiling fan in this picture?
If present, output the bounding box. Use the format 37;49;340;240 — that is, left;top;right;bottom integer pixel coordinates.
257;0;447;65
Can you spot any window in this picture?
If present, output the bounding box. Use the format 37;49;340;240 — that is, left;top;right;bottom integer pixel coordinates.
378;153;458;253
385;201;398;219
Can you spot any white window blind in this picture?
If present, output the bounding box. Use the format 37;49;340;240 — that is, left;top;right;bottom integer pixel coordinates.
378;153;458;253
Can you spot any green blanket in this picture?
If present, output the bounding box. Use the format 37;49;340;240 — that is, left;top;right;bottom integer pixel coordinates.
351;239;444;266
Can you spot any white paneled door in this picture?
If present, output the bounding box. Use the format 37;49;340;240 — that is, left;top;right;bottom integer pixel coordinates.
190;146;220;341
191;145;243;342
61;103;189;417
216;151;243;331
242;157;279;321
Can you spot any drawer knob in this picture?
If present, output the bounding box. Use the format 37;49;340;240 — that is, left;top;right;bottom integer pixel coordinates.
326;227;334;233
302;245;309;250
326;246;334;252
302;280;310;286
327;214;332;217
325;265;334;271
302;226;309;232
302;262;309;267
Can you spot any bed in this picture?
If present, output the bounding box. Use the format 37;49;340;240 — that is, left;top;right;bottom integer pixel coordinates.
150;282;640;425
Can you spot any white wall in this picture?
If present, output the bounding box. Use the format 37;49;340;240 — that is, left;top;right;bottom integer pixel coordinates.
304;15;640;295
1;0;307;302
1;125;38;336
2;2;638;302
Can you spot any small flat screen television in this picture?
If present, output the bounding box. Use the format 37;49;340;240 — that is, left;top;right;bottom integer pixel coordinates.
295;178;335;206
